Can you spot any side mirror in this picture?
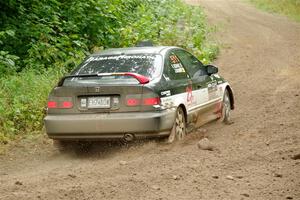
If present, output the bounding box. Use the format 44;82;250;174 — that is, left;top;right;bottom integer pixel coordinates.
206;65;218;75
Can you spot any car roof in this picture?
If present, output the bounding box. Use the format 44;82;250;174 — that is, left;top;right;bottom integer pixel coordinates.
91;46;178;56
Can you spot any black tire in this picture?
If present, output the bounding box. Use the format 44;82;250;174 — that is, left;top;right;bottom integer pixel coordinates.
166;107;186;143
219;89;231;124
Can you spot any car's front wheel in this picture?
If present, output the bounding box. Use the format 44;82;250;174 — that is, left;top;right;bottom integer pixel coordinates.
166;107;186;143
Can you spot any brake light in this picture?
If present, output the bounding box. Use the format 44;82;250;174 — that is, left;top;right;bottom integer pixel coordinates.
126;97;160;106
143;97;161;105
62;101;73;108
47;101;73;109
47;101;57;108
126;98;140;106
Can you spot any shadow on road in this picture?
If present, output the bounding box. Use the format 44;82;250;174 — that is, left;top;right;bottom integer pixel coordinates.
60;139;163;159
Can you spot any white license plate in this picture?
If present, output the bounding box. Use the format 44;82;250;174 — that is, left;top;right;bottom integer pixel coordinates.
88;97;110;108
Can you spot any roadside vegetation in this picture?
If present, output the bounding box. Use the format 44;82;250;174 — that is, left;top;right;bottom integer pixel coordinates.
248;0;300;22
0;0;218;144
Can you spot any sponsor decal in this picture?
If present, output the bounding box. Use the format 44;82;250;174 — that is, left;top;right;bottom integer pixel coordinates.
161;90;171;97
161;97;173;109
169;55;186;73
171;63;186;73
86;55;156;63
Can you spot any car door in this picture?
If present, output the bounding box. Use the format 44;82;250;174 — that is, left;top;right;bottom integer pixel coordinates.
173;49;209;105
174;49;221;125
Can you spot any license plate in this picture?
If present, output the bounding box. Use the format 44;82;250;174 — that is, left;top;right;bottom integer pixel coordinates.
88;97;110;108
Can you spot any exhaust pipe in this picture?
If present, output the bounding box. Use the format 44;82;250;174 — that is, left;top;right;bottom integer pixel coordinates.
123;133;135;142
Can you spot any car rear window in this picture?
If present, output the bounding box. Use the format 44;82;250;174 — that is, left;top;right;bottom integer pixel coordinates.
63;54;162;86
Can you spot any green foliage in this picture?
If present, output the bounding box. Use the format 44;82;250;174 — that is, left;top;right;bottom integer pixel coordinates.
0;69;64;142
0;0;218;143
0;50;19;75
249;0;300;22
0;30;19;75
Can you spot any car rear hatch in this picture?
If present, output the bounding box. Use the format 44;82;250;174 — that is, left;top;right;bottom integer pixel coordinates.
47;73;152;114
47;53;162;114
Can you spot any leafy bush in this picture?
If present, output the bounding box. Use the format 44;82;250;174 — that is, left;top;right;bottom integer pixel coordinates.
0;69;65;142
0;0;218;143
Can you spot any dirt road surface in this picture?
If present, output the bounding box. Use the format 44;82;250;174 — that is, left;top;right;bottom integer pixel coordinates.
1;0;300;199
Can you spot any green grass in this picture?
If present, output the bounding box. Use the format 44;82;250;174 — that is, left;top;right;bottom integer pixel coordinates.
249;0;300;22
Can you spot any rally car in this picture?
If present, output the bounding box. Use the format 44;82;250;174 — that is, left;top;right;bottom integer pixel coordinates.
44;46;234;146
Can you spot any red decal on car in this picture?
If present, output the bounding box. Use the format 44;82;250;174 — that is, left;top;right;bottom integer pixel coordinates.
186;85;193;103
214;101;222;116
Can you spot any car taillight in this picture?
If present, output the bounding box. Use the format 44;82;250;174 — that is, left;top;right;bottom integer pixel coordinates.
126;98;140;106
47;101;73;109
143;97;161;105
126;97;161;106
62;101;73;108
47;101;57;108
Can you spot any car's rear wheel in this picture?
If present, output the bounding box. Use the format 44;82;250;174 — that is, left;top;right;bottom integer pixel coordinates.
219;89;231;124
166;107;186;143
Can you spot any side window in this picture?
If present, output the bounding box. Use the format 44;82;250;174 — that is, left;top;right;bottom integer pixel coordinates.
164;52;189;80
174;50;207;79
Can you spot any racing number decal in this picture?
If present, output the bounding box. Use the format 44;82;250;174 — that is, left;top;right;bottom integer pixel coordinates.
170;55;180;63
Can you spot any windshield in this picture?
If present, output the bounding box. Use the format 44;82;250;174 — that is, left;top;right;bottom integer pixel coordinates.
63;54;162;86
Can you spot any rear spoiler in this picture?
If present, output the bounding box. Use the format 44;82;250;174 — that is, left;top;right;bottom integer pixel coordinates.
57;72;150;86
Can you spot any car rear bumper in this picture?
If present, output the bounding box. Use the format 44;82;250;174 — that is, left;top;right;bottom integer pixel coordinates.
44;109;176;140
